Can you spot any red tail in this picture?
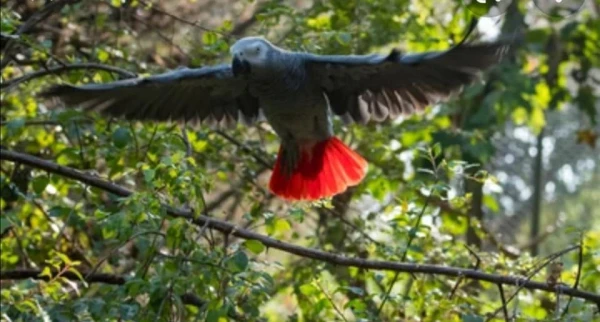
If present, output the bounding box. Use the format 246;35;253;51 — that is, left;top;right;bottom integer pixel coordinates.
268;137;368;201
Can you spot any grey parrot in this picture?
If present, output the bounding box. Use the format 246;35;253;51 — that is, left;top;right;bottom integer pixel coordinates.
41;36;508;201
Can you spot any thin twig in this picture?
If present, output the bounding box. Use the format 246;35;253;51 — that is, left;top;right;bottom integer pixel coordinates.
1;149;599;305
138;0;230;37
180;126;193;158
230;0;282;36
142;125;160;162
561;238;584;317
498;284;510;322
449;245;482;299
213;130;273;169
377;180;438;314
315;280;349;322
131;14;192;64
321;207;384;247
487;245;582;321
2;63;137;91
86;230;166;279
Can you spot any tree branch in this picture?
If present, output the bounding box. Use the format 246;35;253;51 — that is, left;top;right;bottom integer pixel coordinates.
1;63;137;92
1;148;599;305
498;283;509;321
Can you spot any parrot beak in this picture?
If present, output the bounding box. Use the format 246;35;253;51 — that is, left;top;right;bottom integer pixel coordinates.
232;56;251;76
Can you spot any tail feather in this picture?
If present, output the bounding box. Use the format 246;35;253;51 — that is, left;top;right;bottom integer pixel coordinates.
269;137;368;201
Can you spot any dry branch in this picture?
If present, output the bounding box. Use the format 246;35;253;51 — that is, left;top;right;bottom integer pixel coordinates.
1;148;599;305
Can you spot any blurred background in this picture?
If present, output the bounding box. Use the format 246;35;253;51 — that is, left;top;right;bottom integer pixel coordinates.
1;0;599;321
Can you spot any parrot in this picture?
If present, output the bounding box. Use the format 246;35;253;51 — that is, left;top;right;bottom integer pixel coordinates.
40;35;509;201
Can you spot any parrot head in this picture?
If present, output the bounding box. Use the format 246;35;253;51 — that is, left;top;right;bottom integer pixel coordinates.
230;36;273;76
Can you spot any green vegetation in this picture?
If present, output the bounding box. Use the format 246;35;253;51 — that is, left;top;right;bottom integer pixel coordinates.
1;0;598;321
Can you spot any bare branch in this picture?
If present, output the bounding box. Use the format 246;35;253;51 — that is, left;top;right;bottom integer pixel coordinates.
1;63;137;92
498;284;509;322
1;148;599;305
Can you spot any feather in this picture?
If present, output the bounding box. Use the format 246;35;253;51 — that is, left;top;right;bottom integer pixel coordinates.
308;38;510;124
39;64;261;126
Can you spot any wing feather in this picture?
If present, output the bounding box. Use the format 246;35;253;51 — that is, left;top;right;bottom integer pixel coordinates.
40;64;260;126
305;41;509;124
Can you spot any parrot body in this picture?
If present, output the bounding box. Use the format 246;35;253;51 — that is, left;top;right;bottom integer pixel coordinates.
253;77;365;200
41;35;509;201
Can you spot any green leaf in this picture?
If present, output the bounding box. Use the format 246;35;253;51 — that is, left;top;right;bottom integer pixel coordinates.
39;266;53;279
112;127;131;149
49;206;71;218
266;217;291;235
143;169;156;183
206;309;227;322
432;142;442;158
577;86;597;125
244;240;265;254
0;217;12;236
5;118;25;134
345;298;367;312
97;49;110;62
299;283;318;296
275;218;291;233
203;32;217;45
56;252;73;266
102;226;118;240
226;251;249;273
32;176;49;194
67;267;85;282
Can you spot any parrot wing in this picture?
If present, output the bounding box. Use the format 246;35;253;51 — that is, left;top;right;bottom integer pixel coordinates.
39;64;260;126
304;41;510;124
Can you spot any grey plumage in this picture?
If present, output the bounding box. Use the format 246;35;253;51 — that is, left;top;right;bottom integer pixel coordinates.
41;64;259;127
40;36;508;126
40;35;509;175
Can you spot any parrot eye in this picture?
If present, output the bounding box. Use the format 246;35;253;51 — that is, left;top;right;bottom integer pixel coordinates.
255;47;261;53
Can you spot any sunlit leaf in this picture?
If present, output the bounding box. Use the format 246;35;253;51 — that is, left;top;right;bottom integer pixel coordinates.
244;240;265;254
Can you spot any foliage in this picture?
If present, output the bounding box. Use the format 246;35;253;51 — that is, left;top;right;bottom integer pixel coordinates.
1;0;599;321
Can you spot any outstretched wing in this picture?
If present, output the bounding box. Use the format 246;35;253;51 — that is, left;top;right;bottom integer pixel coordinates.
304;41;509;124
40;64;261;126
